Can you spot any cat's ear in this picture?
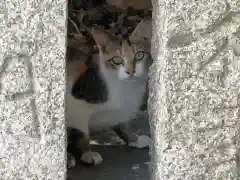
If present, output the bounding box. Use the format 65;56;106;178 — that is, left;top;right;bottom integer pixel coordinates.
92;27;111;50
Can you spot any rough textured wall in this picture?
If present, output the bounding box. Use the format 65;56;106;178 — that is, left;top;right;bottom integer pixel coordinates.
149;0;240;179
0;0;66;179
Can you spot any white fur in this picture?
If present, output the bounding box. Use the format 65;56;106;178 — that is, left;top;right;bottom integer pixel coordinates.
118;62;145;80
66;56;148;137
128;135;152;148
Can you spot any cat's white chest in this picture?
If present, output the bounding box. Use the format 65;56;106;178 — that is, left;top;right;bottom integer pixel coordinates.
100;71;145;111
86;67;147;130
66;65;147;135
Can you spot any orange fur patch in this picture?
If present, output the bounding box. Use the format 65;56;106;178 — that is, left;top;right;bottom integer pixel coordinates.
67;60;87;80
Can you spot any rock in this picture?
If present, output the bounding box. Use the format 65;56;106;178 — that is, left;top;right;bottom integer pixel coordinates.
106;0;152;10
150;0;240;179
130;17;152;42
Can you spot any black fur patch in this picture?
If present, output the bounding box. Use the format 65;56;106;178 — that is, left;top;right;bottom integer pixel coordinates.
71;61;108;104
67;127;85;146
67;127;85;155
67;127;92;164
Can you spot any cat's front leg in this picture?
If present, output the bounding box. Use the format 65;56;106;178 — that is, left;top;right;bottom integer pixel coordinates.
67;127;103;167
113;123;151;149
79;137;103;165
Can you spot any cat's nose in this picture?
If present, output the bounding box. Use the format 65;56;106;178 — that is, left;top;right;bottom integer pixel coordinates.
125;70;135;76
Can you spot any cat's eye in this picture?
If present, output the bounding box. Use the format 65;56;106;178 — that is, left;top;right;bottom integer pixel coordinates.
109;56;123;65
134;51;145;61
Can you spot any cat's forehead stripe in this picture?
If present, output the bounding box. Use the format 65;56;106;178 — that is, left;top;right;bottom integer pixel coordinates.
121;40;135;56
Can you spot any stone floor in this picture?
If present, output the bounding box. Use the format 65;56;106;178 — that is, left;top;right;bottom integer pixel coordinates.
67;111;151;180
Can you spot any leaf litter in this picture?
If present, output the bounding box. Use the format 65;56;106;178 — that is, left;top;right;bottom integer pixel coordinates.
67;0;152;62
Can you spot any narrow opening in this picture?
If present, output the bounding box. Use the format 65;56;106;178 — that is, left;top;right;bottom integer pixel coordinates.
66;0;153;179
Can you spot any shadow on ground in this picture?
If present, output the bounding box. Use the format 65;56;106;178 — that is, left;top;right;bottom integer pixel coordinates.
68;145;150;180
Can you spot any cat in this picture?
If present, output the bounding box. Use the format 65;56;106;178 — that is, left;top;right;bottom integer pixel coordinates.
66;27;151;167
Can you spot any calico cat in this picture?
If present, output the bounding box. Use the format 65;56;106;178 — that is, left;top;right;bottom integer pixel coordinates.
66;27;151;167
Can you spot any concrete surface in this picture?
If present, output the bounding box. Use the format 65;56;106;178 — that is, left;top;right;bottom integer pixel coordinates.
150;0;240;179
1;0;240;179
1;0;66;179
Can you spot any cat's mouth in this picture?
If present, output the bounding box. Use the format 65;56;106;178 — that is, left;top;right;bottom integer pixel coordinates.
123;76;141;82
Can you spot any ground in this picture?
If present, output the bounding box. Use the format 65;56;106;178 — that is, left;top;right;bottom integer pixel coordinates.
68;146;150;180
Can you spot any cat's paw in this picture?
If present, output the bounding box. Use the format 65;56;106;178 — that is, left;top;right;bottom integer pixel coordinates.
81;151;103;165
128;135;151;149
67;153;76;169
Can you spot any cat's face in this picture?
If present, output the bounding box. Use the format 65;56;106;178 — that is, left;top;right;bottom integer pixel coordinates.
92;27;151;81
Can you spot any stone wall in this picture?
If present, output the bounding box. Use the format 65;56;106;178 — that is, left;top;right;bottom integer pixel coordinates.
0;0;66;179
1;0;240;179
149;0;240;179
